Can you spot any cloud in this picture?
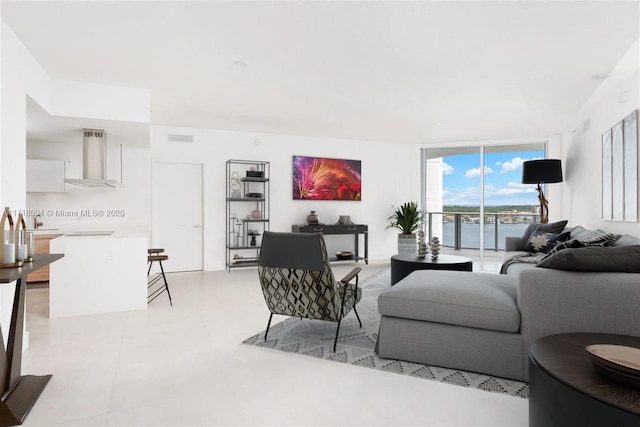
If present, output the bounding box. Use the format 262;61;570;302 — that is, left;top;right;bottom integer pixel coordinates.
465;166;494;178
441;162;454;175
494;182;538;195
495;161;502;166
500;157;525;173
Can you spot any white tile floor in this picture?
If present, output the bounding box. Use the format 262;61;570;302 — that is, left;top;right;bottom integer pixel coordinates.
22;257;527;426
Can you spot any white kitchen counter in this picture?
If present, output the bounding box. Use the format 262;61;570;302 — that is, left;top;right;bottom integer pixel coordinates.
48;228;148;318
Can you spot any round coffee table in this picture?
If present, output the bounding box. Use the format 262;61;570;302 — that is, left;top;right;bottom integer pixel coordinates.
529;333;640;426
390;253;473;285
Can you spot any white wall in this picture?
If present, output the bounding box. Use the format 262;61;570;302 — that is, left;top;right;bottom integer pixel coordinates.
151;126;419;270
560;39;640;236
1;18;150;349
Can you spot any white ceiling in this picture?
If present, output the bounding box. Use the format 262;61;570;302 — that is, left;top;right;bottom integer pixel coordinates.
3;1;639;144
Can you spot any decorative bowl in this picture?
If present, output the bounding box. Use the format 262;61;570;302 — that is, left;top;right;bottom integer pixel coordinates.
336;251;354;259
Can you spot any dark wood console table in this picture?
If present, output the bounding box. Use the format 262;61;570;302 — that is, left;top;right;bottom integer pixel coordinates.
0;254;63;426
292;224;368;264
529;333;640;427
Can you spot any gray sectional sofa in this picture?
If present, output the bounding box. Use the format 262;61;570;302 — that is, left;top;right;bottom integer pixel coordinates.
376;226;640;381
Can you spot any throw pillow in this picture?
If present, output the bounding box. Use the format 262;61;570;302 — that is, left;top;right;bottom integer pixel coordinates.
518;220;568;249
538;239;586;263
578;229;621;247
537;245;640;273
525;230;571;254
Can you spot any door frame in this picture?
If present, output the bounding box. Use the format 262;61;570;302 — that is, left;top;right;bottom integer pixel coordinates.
151;160;206;271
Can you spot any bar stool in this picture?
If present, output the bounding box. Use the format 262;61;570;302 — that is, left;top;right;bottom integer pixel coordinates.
147;249;173;306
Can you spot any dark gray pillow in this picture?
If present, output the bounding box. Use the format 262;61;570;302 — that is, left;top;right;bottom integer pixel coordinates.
525;230;570;253
519;220;568;249
537;245;640;273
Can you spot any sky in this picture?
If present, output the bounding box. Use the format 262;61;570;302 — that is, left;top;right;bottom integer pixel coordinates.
440;150;544;206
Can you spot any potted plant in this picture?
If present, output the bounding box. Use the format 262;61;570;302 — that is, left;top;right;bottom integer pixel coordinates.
387;201;424;255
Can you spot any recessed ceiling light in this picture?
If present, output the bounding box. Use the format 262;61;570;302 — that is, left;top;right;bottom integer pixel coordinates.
434;123;443;127
234;60;248;67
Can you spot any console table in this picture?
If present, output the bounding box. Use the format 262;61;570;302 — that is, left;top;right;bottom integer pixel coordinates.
529;333;640;427
292;224;368;264
0;254;63;426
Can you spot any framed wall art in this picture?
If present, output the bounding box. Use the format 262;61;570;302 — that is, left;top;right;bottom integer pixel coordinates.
292;155;362;200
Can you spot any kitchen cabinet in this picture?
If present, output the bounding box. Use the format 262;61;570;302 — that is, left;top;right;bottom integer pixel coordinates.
27;234;63;282
226;160;270;270
26;159;66;192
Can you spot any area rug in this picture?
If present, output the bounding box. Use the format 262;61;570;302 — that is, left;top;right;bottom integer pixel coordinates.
243;268;528;399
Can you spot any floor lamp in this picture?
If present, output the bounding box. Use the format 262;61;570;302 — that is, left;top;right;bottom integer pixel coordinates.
522;159;563;224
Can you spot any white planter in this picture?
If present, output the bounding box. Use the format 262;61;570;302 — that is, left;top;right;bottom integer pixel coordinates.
397;234;417;255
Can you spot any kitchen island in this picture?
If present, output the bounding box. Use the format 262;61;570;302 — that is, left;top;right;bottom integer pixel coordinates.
49;228;148;318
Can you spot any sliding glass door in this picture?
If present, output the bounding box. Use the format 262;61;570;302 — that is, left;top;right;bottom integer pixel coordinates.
423;142;546;256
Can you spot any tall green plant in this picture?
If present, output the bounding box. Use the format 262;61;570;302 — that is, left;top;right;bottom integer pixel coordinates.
386;201;424;235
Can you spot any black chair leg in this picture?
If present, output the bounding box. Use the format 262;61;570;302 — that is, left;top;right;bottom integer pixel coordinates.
353;305;362;328
147;262;152;276
333;320;342;352
264;313;274;341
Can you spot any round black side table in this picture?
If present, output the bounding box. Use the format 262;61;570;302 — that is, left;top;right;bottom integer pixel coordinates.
390;253;473;285
529;333;640;427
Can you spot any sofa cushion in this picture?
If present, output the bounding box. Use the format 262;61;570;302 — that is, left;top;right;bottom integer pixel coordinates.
616;234;640;246
518;220;568;249
525;230;570;253
537;245;640;273
576;229;621;246
378;270;520;333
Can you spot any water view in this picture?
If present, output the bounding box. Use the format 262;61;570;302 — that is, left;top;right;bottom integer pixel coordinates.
440;221;530;251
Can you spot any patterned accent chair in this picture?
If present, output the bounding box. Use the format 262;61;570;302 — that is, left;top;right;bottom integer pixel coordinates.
258;231;362;351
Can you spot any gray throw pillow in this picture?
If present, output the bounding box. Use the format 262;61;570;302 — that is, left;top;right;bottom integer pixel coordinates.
525;230;571;254
539;239;586;262
519;220;568;249
537;245;640;273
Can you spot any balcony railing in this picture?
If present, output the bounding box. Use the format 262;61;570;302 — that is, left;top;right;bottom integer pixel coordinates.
426;212;540;251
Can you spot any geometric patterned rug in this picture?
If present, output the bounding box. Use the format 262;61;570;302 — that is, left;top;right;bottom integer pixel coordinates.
243;268;529;399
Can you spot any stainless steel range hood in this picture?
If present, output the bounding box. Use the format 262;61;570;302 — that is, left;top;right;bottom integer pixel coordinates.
64;129;123;188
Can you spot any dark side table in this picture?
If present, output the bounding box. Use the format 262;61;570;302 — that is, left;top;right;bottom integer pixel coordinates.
529;333;640;427
0;254;63;426
390;253;473;285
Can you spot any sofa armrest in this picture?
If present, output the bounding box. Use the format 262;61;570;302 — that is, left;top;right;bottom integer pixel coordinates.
505;237;524;252
517;268;640;354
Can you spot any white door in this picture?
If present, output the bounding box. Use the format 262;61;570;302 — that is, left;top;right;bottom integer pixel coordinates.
155;162;203;272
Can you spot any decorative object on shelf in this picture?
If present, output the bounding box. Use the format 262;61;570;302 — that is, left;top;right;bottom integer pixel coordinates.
430;236;441;260
417;230;428;258
16;214;31;263
337;215;352;225
602;109;638;222
0;207;23;268
251;209;262;219
230;171;241;198
336;251;354;259
306;211;319;224
246;170;265;178
292;155;362;200
250;235;257;246
522;159;563;224
387;201;424;255
246;192;263;198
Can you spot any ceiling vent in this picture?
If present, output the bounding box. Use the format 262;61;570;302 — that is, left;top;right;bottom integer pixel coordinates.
64;129;123;188
168;133;194;143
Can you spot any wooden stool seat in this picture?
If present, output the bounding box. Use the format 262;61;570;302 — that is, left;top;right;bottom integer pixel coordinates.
148;248;165;254
148;254;169;262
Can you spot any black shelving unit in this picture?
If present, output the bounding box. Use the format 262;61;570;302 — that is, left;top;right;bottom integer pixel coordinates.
226;160;270;271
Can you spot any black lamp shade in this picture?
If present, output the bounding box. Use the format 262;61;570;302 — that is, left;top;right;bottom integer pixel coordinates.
522;159;563;184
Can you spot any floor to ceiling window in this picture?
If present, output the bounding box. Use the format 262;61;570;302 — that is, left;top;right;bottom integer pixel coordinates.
422;142;546;257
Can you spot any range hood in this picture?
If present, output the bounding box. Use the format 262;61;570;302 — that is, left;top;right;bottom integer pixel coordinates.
64;129;123;188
